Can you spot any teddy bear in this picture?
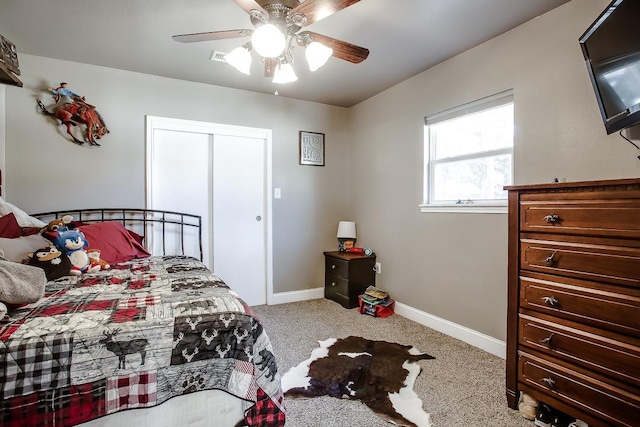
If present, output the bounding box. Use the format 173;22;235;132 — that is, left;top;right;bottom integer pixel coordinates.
50;229;100;275
86;248;110;271
43;214;73;233
518;392;538;421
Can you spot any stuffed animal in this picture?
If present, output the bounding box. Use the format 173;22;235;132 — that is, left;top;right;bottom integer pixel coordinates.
86;248;110;271
50;229;99;275
43;214;73;233
518;392;538;421
27;245;72;280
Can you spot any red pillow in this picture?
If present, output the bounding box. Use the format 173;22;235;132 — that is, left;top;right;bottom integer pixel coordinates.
78;222;151;264
72;221;144;245
0;213;23;238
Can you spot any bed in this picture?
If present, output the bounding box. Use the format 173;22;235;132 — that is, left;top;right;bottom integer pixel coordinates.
0;205;286;427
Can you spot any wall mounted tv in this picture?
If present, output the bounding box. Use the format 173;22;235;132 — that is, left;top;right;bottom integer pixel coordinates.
579;0;640;135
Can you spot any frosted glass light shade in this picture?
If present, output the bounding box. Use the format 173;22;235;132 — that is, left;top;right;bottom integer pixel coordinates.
273;62;298;84
224;46;252;75
306;42;333;71
337;221;356;239
251;24;286;58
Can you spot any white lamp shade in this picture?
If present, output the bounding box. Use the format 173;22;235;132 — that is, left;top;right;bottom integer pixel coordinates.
224;46;252;75
273;62;298;84
337;221;356;239
251;24;286;58
306;42;333;71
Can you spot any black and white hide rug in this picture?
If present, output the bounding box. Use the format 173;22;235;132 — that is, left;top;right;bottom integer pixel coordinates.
281;336;435;427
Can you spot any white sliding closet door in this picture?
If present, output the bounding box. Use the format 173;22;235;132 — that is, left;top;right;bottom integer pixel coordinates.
146;116;271;307
213;133;266;306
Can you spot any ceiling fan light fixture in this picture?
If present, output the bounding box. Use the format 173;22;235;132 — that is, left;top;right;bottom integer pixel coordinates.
306;41;333;72
251;24;286;58
224;45;252;75
273;62;298;84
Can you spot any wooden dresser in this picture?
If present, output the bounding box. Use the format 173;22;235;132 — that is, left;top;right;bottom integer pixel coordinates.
505;178;640;427
324;251;376;309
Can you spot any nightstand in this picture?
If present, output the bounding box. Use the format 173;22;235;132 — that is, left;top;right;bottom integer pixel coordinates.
324;251;376;309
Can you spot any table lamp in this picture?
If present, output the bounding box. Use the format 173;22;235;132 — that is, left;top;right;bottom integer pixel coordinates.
337;221;356;251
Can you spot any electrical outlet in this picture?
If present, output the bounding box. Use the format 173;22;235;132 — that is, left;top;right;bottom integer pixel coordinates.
375;262;382;274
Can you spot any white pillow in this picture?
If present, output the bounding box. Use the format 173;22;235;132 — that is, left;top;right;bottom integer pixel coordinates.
0;234;52;263
0;197;47;228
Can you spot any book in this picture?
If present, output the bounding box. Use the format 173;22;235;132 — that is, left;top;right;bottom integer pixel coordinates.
364;286;388;300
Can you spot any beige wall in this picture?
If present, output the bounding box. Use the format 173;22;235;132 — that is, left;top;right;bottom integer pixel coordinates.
3;54;351;294
347;0;639;341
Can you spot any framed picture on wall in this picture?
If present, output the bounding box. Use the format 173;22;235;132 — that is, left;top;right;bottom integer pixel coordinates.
299;131;325;166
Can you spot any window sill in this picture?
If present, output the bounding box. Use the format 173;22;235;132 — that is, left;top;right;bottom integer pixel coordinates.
419;204;507;214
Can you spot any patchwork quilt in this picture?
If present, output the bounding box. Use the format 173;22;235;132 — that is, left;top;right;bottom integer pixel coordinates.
0;256;286;427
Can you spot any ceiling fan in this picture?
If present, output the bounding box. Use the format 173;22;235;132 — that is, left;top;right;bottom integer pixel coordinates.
172;0;369;83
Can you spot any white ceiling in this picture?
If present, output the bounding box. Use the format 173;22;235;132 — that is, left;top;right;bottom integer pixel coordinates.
0;0;571;107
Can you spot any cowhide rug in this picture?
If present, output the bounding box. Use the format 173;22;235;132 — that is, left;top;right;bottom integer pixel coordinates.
282;336;435;427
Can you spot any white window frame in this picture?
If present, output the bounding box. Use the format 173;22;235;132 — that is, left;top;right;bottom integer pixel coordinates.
421;90;514;214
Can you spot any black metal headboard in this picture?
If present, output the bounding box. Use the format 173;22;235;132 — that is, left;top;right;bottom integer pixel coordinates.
31;208;203;261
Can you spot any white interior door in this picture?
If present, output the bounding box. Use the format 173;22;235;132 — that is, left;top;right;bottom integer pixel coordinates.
146;116;272;307
213;133;266;306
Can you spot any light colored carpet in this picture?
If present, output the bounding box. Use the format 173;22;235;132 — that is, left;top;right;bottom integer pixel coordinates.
252;298;532;427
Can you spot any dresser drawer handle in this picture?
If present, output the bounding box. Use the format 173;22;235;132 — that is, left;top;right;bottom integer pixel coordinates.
542;296;559;307
540;333;554;345
331;282;336;287
543;214;560;224
541;377;556;388
331;264;336;270
544;251;557;266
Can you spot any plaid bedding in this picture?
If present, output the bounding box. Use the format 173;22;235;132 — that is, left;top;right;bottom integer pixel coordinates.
0;256;286;426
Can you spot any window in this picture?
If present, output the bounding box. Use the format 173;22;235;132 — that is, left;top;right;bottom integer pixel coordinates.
422;90;514;213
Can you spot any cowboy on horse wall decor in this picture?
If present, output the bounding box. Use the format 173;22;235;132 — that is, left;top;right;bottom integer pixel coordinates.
37;82;109;146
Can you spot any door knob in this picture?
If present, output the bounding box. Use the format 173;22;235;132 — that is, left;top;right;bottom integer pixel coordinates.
256;216;262;221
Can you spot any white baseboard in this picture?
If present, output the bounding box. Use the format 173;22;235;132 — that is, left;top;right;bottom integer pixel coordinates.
269;287;324;305
268;291;506;359
393;302;506;359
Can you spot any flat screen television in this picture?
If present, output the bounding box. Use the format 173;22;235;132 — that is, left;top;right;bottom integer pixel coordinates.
579;0;640;135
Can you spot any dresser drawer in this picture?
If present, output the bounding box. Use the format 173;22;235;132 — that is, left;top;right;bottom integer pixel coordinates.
520;273;640;336
325;257;349;279
521;238;640;287
324;276;352;308
519;351;640;427
519;313;640;388
520;199;640;239
325;275;349;297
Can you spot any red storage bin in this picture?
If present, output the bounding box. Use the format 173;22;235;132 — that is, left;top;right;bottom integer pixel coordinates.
358;296;394;318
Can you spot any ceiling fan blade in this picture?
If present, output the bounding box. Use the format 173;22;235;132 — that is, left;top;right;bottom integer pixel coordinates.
298;31;369;64
264;57;277;78
289;0;360;26
172;29;252;43
232;0;268;19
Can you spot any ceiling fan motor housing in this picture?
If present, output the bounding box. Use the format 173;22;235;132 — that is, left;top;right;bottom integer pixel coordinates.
251;2;303;36
256;0;302;9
